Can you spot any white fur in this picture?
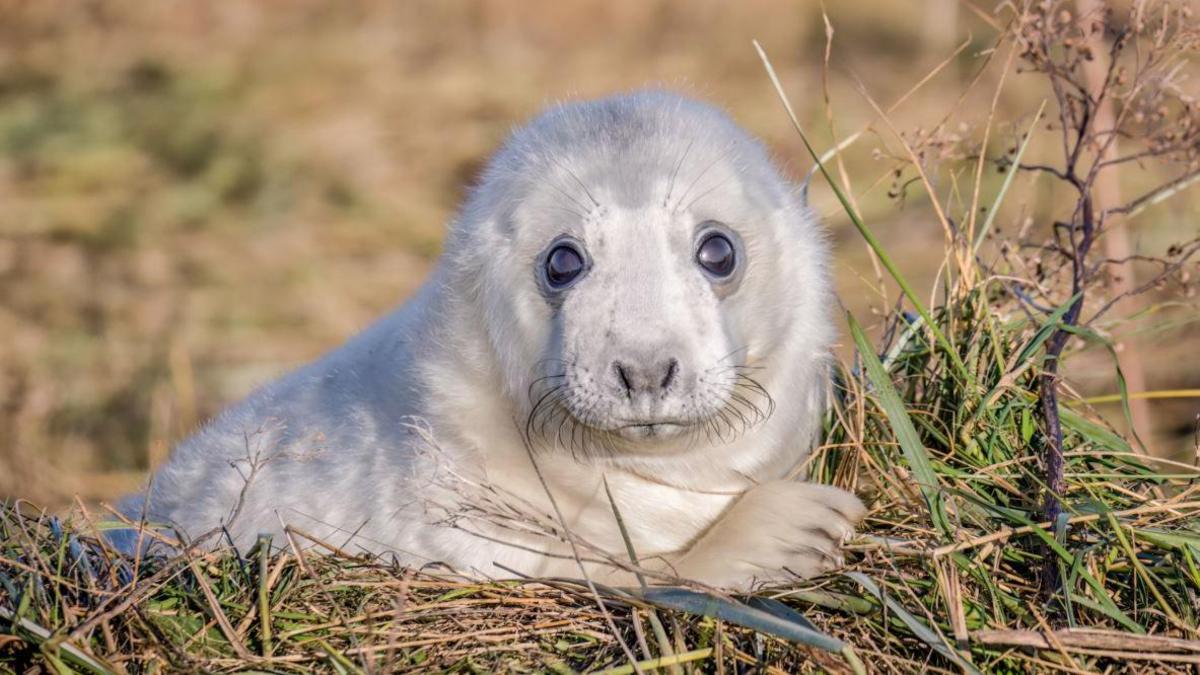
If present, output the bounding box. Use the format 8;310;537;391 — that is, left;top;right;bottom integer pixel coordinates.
123;91;863;589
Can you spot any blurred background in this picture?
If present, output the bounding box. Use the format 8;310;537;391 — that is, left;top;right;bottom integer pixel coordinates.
1;0;1196;509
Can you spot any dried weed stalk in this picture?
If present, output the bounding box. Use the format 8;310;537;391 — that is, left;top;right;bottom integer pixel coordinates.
1000;0;1200;591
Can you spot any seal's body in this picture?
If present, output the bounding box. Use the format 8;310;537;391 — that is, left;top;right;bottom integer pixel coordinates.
126;91;863;589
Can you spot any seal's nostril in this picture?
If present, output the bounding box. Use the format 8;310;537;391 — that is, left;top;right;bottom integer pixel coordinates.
614;358;679;396
614;362;634;397
660;358;679;390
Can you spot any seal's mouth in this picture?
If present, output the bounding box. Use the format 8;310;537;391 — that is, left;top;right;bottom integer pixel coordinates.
615;420;691;441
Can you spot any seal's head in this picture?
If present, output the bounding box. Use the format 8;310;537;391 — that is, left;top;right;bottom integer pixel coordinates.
450;91;831;457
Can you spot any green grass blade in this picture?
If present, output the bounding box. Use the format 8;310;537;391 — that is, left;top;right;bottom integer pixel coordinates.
845;572;981;674
634;587;846;653
849;311;951;538
744;596;818;631
1058;407;1131;453
1063;323;1147;451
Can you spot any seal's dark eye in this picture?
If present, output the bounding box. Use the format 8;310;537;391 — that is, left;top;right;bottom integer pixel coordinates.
546;244;586;288
696;232;736;278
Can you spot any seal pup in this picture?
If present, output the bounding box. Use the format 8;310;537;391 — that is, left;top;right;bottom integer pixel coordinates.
122;91;864;589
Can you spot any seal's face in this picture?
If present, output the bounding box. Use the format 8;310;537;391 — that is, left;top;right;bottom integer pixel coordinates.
464;93;827;458
530;204;760;447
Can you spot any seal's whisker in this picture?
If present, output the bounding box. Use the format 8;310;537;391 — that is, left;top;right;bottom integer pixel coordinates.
555;393;582;452
526;373;566;404
729;383;765;414
672;139;738;213
544;179;593;216
542;392;572;440
732;396;769;429
729;397;759;433
680;367;775;446
733;395;760;435
568;399;589;455
598;424;621;458
681;407;704;452
663;138;696;207
543;203;590;221
525;383;566;442
705;394;733;442
725;393;754;431
714;344;751;365
683;174;736;213
716;408;738;443
545;154;601;209
564;166;601;209
733;373;775;416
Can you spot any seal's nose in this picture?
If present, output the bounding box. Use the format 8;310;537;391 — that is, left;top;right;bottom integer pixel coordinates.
613;357;679;398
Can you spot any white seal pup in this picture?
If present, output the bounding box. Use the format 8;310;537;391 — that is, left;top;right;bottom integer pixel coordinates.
122;91;864;589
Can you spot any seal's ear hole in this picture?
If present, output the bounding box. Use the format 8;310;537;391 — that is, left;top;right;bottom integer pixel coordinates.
538;235;591;292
